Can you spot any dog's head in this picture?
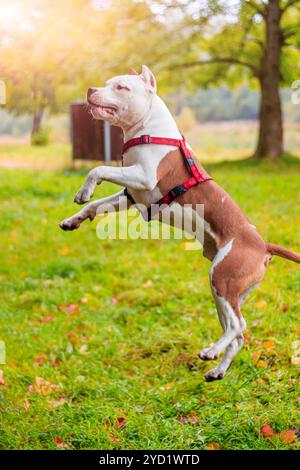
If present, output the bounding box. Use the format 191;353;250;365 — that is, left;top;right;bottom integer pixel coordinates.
87;65;156;128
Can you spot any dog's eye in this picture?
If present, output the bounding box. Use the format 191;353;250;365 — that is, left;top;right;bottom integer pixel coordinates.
116;84;130;91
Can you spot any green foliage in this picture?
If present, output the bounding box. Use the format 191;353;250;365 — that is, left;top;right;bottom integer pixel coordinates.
0;145;299;449
154;0;300;92
31;127;51;147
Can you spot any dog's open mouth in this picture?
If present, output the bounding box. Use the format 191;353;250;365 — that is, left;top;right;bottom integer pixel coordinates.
87;100;117;116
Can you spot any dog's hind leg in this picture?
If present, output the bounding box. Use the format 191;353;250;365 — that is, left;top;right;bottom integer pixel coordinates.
204;281;261;381
204;334;244;382
199;238;267;380
199;290;246;361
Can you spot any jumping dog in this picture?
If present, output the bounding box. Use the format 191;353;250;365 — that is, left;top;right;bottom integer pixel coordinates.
60;66;300;381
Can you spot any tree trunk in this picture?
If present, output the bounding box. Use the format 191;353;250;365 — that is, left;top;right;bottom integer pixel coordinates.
31;108;44;140
255;0;283;159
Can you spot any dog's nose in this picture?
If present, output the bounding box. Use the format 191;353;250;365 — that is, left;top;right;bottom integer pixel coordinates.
87;87;97;100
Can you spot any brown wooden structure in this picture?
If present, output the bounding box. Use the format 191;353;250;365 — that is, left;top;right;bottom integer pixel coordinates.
70;102;123;162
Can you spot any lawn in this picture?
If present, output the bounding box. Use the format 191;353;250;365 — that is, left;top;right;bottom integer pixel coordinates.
0;146;299;450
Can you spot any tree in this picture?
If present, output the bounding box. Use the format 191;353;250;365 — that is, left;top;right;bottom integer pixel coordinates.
152;0;300;159
0;0;159;143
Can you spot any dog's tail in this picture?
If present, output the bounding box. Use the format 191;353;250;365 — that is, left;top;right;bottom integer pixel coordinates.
266;243;300;264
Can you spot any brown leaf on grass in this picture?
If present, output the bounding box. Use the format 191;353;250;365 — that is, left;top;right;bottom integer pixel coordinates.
59;247;70;256
256;300;268;309
173;354;196;370
263;341;275;350
279;303;289;312
179;412;199;425
291;357;300;365
243;331;251;346
0;370;5;385
80;294;91;304
34;355;47;366
142;280;153;288
114;417;126;430
24;398;30;410
261;424;275;438
291;340;300;365
205;442;220;450
109;433;122;445
51;358;60;367
49;397;68;408
28;376;59;396
257;360;268;368
252;350;261;365
278;430;297;444
41;315;54;323
293;328;300;335
160;382;175;391
53;437;71;449
58;303;79;315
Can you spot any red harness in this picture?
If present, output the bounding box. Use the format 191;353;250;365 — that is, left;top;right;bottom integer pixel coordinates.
122;134;212;219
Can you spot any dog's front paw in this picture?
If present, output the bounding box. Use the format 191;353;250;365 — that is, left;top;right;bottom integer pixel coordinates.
205;367;225;382
59;217;81;231
198;347;219;361
74;186;94;205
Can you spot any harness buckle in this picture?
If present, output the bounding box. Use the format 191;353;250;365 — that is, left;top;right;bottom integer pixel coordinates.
140;135;151;144
170;184;187;198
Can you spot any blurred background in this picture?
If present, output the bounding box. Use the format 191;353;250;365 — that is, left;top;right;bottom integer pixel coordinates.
0;0;299;167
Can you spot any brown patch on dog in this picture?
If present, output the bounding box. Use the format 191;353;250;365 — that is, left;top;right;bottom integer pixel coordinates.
156;149;270;311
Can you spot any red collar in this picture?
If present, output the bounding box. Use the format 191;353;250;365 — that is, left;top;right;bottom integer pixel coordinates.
123;133;212;219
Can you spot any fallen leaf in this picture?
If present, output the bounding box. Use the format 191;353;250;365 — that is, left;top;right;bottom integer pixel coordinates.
49;397;68;408
59;247;70;255
51;358;60;367
28;376;59;395
0;370;5;385
173;354;195;370
179;412;199;425
291;357;300;365
59;303;79;315
109;433;122;444
263;341;275;350
34;355;47;366
261;424;275;438
279;303;289;312
256;300;268;309
205;442;220;450
278;430;297;444
24;398;30;410
41;315;54;323
114;417;126;430
111;297;118;305
291;340;300;365
80;295;91;304
252;350;261;365
257;360;268;368
160;382;175;391
142;280;153;288
53;437;71;449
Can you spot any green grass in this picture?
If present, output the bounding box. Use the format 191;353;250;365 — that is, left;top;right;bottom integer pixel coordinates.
0;149;299;450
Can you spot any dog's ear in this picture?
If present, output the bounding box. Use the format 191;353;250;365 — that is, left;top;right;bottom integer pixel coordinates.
128;67;138;76
141;65;157;94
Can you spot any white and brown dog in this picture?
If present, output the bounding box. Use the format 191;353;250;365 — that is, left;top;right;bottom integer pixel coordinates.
60;65;300;381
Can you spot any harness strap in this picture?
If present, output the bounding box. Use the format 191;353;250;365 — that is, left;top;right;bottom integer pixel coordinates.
122;133;212;220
